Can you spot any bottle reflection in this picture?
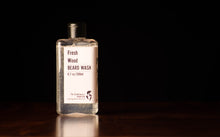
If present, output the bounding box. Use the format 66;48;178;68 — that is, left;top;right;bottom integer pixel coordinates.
56;114;99;137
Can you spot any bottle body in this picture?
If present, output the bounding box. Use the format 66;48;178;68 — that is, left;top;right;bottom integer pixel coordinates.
56;37;98;115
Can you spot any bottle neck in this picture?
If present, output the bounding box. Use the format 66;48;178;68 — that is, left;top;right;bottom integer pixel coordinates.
69;24;76;38
68;23;86;38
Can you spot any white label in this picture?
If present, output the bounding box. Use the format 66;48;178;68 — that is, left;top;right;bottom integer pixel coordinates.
64;46;98;104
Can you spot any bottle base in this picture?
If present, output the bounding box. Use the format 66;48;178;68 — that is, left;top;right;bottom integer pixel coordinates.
57;103;98;115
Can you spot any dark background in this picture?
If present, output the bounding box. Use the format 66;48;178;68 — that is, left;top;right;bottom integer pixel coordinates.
5;1;219;102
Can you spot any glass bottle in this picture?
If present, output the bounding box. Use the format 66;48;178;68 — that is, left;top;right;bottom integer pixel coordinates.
56;23;98;114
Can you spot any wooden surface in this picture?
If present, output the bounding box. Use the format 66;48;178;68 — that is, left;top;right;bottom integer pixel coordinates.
0;102;220;137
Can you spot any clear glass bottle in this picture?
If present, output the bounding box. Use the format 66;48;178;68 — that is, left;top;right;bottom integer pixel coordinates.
56;23;98;115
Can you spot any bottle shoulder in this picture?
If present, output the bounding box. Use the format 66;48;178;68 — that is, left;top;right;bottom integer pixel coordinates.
56;38;98;47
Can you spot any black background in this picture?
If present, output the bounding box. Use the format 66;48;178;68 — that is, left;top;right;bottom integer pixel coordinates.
5;1;219;102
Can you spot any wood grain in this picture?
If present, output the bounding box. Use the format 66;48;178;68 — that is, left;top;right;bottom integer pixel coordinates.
0;102;219;137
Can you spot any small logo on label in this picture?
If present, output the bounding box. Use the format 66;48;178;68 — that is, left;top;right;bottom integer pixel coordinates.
86;91;92;101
